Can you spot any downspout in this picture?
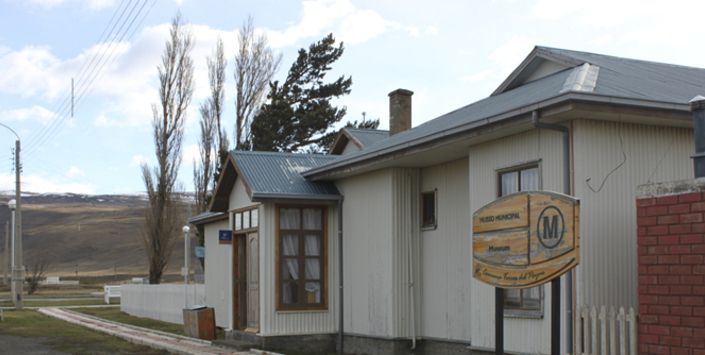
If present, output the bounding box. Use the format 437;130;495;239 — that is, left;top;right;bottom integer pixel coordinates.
532;110;574;354
407;175;417;350
338;199;344;354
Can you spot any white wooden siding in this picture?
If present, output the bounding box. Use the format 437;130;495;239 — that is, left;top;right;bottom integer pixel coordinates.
572;120;693;310
468;127;566;354
204;219;233;329
390;168;421;339
335;169;395;337
259;202;339;336
229;177;258;212
420;158;472;342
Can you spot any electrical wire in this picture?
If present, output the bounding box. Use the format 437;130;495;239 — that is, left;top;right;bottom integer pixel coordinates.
586;116;627;193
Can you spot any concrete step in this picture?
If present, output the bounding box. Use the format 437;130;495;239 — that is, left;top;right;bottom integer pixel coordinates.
212;339;258;352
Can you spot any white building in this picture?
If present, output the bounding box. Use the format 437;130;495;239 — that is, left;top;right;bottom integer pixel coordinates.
188;47;703;354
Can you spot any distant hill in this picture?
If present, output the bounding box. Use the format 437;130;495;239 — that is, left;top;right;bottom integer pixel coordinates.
0;192;199;281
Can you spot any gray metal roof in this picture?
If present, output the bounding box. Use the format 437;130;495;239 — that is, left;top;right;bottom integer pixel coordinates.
303;46;705;178
346;128;389;147
187;211;227;225
232;151;341;200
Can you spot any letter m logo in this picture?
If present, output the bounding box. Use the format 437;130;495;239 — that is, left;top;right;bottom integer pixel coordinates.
541;215;559;240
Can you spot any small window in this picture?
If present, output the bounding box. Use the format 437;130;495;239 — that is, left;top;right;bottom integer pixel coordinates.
421;190;437;229
498;164;542;317
233;207;258;231
235;212;242;230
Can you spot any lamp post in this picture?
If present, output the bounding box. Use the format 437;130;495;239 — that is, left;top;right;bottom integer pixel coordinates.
8;201;15;289
183;225;190;308
1;123;22;310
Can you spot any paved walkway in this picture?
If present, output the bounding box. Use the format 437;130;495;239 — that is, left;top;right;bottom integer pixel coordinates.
38;307;260;355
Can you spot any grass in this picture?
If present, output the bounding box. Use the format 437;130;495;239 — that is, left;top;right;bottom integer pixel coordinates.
0;309;170;354
73;306;188;336
0;298;119;307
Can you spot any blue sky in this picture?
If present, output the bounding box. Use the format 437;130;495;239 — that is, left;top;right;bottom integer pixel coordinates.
1;0;703;195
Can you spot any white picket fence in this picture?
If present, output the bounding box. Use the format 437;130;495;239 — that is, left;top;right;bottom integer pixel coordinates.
121;284;205;324
576;304;638;355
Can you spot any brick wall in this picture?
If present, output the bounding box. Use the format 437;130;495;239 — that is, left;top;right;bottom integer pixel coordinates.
637;192;705;355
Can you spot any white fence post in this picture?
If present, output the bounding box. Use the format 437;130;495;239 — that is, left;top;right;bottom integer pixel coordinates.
576;304;639;355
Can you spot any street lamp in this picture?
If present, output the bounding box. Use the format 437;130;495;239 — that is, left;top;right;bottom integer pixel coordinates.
183;225;190;308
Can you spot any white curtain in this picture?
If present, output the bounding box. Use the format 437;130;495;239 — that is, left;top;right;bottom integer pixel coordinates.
280;208;300;230
302;208;322;230
521;167;539;191
282;234;299;304
501;171;518;196
305;235;321;302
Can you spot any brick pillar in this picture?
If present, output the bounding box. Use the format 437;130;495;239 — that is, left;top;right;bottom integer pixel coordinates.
637;191;705;355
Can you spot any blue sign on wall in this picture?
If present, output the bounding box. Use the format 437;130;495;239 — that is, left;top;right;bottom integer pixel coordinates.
195;247;205;258
218;230;233;242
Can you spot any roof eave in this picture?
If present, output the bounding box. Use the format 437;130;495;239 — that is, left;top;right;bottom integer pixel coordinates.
187;212;228;225
250;192;343;202
302;93;691;180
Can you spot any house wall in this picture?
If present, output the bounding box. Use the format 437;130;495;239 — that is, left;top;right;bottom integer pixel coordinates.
341;141;360;155
203;218;232;329
258;201;339;336
572;120;694;311
335;169;395;337
419;158;472;342
468;127;566;354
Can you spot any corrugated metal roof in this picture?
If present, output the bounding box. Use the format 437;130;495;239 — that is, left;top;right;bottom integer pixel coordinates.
346;128;389;147
303;47;705;178
187;211;226;224
232;151;341;199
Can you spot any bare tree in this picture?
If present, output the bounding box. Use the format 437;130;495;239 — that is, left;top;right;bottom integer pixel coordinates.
27;258;50;295
141;12;194;285
194;38;225;215
233;16;282;150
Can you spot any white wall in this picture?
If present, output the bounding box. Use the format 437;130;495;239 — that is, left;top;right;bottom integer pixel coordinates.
572;120;693;310
336;169;395;337
204;218;232;329
121;284;205;324
468;127;565;354
420;158;472;342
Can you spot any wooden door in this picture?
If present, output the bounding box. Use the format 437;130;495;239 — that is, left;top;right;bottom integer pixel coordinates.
246;232;259;331
233;234;247;330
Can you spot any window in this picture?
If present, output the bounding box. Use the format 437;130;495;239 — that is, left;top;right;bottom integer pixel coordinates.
499;164;542;316
278;206;326;310
234;206;259;231
421;190;437;229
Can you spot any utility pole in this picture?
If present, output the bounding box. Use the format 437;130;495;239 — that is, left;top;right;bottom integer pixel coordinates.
4;222;8;285
13;140;23;310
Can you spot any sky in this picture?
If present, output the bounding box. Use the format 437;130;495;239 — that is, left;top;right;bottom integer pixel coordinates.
0;0;704;195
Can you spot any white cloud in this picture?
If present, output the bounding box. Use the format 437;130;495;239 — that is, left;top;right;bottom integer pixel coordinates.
461;70;494;83
183;144;200;165
25;0;114;10
589;35;613;46
130;155;149;167
488;34;536;77
426;26;439;35
66;166;84;178
0;172;95;194
0;106;56;123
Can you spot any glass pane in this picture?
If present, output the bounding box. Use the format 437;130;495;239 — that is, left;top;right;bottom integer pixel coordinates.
282;258;299;280
305;235;321;256
522;287;541;309
422;192;435;225
505;289;521;308
305;258;321;280
243;211;250;229
305;282;321;303
282;235;299;256
520;167;540;191
302;208;322;230
280;208;300;230
235;212;242;230
501;172;518;196
283;282;299;304
251;209;258;228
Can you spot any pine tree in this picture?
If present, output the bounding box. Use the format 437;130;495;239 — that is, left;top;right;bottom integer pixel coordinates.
250;33;352;153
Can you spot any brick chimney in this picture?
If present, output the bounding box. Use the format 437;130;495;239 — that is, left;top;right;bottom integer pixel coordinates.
389;89;413;136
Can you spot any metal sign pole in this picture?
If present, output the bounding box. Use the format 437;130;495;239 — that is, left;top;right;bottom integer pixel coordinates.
495;288;504;355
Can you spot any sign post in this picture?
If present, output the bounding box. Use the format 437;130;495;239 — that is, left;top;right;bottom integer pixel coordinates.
472;191;579;354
